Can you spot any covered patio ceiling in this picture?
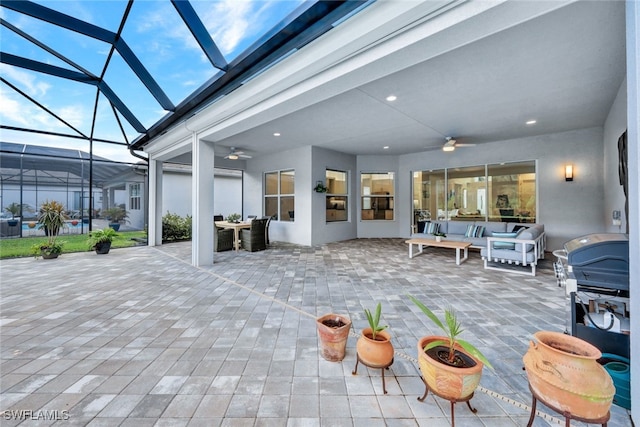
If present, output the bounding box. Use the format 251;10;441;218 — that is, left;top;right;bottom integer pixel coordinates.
168;0;626;160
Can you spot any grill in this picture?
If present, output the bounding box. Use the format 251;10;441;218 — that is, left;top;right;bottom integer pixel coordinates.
565;233;629;293
564;233;630;362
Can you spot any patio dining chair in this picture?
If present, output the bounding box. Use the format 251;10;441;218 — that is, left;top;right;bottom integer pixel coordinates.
241;218;268;252
215;224;234;252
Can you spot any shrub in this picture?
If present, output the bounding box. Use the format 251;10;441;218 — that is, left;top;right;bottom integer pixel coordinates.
162;212;192;242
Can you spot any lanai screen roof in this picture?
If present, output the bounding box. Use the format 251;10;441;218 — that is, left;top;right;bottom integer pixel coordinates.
0;142;139;186
1;0;370;161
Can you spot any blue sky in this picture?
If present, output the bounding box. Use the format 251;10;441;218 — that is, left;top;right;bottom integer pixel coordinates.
0;0;306;162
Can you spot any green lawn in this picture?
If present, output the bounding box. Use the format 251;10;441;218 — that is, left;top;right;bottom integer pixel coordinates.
0;231;147;259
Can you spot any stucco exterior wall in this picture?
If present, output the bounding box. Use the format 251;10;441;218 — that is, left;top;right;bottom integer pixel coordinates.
394;128;605;251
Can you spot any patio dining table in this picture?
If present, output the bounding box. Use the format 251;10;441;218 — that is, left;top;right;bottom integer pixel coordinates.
215;221;252;251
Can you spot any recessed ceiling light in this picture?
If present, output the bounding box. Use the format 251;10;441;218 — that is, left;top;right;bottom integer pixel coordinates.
526;120;537;125
386;95;397;102
383;146;389;150
273;132;281;136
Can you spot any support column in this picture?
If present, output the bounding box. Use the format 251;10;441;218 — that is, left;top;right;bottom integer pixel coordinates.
192;134;215;266
626;0;639;423
148;159;163;247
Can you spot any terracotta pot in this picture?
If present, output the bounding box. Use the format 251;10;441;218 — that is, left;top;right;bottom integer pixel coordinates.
316;313;351;362
523;331;614;419
417;336;483;401
356;328;394;367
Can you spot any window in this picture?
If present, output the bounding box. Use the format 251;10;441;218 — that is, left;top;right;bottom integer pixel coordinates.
265;170;295;221
129;183;141;211
361;172;394;220
411;160;536;229
488;161;536;223
446;165;486;220
412;170;445;223
325;169;348;222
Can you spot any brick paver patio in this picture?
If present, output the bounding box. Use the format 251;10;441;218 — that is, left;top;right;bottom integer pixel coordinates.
0;239;632;426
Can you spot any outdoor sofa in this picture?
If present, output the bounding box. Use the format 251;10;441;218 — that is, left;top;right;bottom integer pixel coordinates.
413;220;546;276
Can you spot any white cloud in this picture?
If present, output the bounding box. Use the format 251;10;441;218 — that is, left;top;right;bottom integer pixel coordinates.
209;0;252;55
0;91;30;127
1;64;51;97
0;65;87;133
57;105;86;129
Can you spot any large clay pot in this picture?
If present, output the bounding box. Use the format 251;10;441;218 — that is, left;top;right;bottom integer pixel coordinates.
523;331;615;419
417;336;483;400
356;328;394;367
316;313;351;362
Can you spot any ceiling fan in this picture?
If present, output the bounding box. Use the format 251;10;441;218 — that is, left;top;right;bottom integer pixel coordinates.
224;147;252;160
442;137;476;152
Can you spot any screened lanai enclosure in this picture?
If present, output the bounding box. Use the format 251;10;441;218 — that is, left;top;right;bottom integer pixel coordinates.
1;0;366;241
0;142;146;238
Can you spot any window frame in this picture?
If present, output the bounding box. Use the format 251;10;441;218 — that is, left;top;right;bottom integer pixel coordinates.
411;160;537;229
360;171;395;221
325;169;348;223
264;169;295;222
129;183;141;211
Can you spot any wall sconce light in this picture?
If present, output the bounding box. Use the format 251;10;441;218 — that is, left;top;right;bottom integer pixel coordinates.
565;164;574;181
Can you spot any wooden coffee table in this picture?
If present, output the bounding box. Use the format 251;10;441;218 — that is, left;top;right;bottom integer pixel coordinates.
405;238;472;265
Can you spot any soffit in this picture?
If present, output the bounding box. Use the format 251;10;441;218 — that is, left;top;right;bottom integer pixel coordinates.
195;0;626;159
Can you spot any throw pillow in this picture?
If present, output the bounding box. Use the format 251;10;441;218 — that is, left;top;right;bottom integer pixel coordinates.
492;231;518;249
424;222;440;235
464;224;475;237
464;224;485;238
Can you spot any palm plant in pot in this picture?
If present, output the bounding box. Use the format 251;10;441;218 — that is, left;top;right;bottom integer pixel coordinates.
4;202;31;226
409;295;492;403
31;200;67;259
104;206;128;231
37;200;67;236
353;302;395;394
87;227;118;254
355;303;394;367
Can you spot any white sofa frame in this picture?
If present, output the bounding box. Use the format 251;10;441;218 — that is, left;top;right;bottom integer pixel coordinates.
482;232;546;276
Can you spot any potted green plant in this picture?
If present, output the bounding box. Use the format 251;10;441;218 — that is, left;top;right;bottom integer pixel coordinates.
409;295;492;403
31;240;64;259
104;206;128;231
225;213;241;223
433;231;447;242
37;200;67;237
87;227;118;254
4;202;31;226
314;181;328;193
32;200;67;259
355;302;394;367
